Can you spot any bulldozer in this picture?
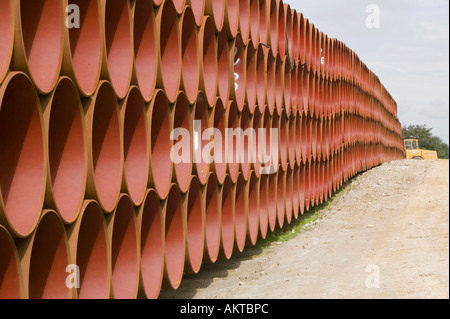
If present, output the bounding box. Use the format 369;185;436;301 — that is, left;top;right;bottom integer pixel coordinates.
403;137;438;160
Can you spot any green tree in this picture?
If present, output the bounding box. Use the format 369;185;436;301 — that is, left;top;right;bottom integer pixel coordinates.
402;124;449;159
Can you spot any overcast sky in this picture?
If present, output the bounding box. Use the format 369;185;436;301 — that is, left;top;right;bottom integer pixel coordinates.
286;0;449;143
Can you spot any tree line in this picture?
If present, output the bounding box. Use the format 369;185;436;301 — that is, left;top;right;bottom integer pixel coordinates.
402;124;449;159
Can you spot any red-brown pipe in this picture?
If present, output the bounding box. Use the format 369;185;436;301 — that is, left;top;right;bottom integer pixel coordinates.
258;174;269;239
132;0;157;102
63;0;102;97
12;0;63;94
148;89;173;199
246;170;259;246
277;1;286;56
276;165;285;229
284;166;293;225
292;163;300;220
172;0;187;14
282;56;292;115
284;4;293;58
193;91;211;185
0;225;21;299
155;0;181;103
288;112;296;170
274;53;284;115
220;174;234;260
0;0;13;86
304;160;310;211
203;172;221;263
267;170;278;231
255;44;266;113
258;0;269;46
66;200;110;299
138;189;165;299
217;29;234;104
100;0;133;99
210;98;227;184
205;0;225;31
298;162;306;215
186;0;205;26
238;0;250;47
249;0;260;46
278;112;288;171
233;33;246;111
171;91;193;193
265;48;276;115
106;194;139;299
84;81;123;213
251;108;263;177
199;16;218;107
179;5;200;104
225;100;240;183
246;40;258;113
234;173;247;252
17;210;72;299
0;72;46;238
120;86;149;206
184;176;205;275
240;105;253;181
295;112;302;165
292;10;300;64
223;0;239;38
290;63;298;115
41;76;87;224
267;0;279;57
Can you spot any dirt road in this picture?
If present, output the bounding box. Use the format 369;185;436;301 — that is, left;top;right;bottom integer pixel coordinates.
160;159;449;299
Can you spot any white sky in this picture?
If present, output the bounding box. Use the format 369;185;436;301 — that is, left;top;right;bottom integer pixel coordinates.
285;0;449;143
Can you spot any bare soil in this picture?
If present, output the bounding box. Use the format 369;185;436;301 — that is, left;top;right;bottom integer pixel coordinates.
160;159;449;299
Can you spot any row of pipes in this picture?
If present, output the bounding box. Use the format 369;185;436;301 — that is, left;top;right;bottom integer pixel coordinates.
0;0;404;299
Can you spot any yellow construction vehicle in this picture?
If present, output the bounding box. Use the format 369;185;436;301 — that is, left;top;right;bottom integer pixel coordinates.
403;137;438;159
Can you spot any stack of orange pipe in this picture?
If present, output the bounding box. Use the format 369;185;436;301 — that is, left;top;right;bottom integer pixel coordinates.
0;0;404;299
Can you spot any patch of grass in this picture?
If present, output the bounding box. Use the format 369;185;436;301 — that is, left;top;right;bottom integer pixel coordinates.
254;180;351;250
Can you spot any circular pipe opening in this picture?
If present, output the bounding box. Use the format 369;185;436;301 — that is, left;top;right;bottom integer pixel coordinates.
245;41;257;113
295;113;302;164
122;87;148;206
285;166;293;224
172;0;186;13
157;0;181;103
258;0;268;45
220;175;234;259
224;0;239;38
110;195;139;299
292;164;300;219
139;189;164;299
193;92;210;185
267;171;277;232
217;30;232;104
134;0;157;101
225;100;240;183
0;73;45;237
239;106;252;181
207;0;225;31
185;177;204;274
164;184;185;290
212;98;227;184
149;90;173;199
0;0;13;84
246;171;259;245
74;201;109;299
249;0;259;45
288;114;296;170
233;33;246;111
180;6;199;104
48;78;86;223
187;0;205;26
29;211;69;299
90;82;122;212
234;173;246;252
276;167;285;229
255;44;266;113
68;0;102;96
19;0;63;93
199;16;218;106
239;0;250;45
104;0;133;98
204;173;220;263
258;174;268;239
278;112;288;171
265;49;275;115
268;0;278;54
274;54;283;115
0;225;21;299
172;92;193;193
